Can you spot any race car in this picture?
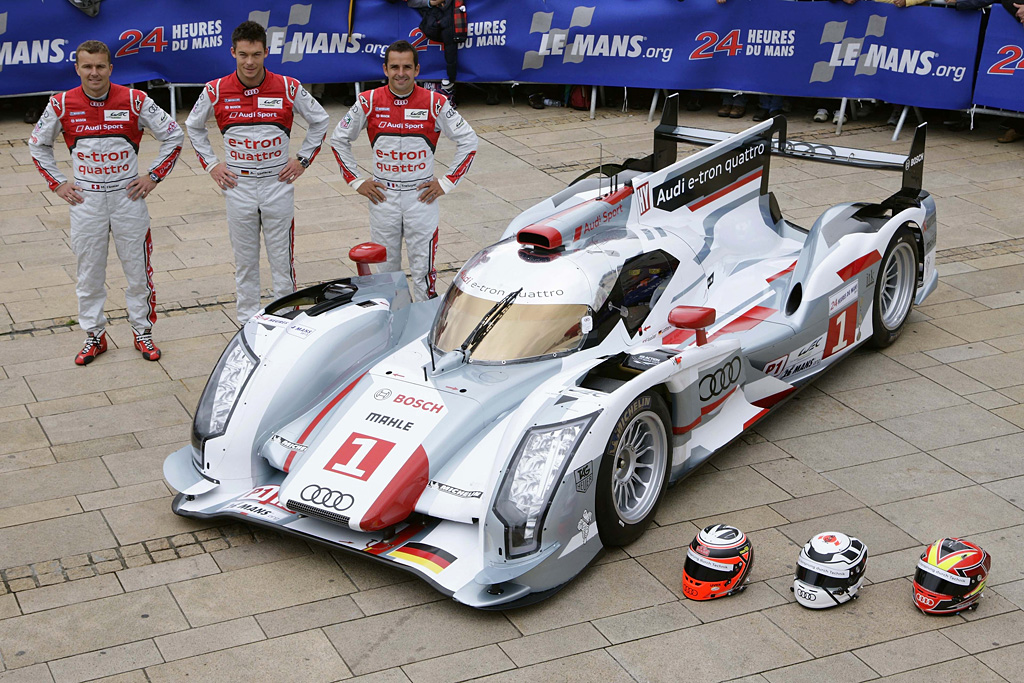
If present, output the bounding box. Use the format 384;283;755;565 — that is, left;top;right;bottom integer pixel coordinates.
164;95;936;608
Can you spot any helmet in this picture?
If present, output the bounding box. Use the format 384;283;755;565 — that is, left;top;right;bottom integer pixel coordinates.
913;538;990;615
792;531;868;609
682;524;754;600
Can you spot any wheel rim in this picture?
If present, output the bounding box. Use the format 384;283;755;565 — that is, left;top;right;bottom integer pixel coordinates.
880;242;916;330
611;410;668;524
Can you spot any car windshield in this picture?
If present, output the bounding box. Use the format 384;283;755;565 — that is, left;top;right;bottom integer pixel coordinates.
432;286;589;362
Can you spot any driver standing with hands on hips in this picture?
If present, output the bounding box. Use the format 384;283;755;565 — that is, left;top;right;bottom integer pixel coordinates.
186;21;329;324
331;40;477;301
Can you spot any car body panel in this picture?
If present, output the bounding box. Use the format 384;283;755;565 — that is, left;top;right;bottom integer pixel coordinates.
165;102;936;608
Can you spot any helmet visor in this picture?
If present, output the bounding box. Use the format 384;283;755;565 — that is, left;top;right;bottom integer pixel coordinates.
795;564;849;589
684;549;737;582
914;565;971;598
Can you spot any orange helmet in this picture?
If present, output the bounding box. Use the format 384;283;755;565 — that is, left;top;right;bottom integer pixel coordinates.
682;524;754;601
913;538;990;615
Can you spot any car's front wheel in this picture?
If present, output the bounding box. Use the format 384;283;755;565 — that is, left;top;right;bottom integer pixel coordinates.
870;226;919;348
596;391;671;546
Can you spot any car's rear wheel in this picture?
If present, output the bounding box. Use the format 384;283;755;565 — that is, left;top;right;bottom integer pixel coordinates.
596;391;671;546
870;226;919;348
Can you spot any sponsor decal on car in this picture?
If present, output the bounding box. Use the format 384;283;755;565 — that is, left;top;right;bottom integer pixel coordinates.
427;480;483;498
366;412;415;431
271;433;307;452
829;280;858;315
287;323;315;339
223;485;294;521
698;356;741;401
577;510;593;543
393;393;444;414
323;433;395;480
574;462;593;493
253;313;291;328
388;542;456;573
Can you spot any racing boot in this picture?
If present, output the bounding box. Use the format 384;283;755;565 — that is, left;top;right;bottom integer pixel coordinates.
133;328;161;361
75;330;107;366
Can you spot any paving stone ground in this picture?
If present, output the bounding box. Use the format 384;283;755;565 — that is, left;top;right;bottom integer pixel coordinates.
1;90;1023;681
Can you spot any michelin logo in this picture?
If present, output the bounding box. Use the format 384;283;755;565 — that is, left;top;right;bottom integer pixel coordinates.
811;16;966;84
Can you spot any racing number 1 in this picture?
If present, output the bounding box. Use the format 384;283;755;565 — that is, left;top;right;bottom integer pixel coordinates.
823;305;857;359
323;432;395;481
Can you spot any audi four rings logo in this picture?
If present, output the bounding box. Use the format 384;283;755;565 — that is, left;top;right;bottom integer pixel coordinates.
698;357;742;401
374;389;392;401
916;594;936;607
300;485;354;511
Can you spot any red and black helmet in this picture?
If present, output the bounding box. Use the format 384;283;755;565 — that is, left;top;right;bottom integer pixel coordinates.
682;524;754;601
913;537;990;615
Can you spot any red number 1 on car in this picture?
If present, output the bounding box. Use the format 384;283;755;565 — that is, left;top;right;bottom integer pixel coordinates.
824;305;857;359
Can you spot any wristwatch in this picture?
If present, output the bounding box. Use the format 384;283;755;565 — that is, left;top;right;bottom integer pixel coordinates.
297;155;310;169
149;172;161;183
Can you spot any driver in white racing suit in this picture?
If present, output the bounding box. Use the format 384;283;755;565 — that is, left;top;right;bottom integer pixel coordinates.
29;40;183;365
331;40;477;301
185;21;329;323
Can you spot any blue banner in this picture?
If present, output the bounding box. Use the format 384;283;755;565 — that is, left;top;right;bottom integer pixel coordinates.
973;8;1024;112
0;0;986;111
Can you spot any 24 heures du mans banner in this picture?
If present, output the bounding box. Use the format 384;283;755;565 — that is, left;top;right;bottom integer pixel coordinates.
0;0;986;111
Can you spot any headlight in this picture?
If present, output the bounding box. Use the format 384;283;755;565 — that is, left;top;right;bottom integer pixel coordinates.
493;413;596;558
192;332;258;456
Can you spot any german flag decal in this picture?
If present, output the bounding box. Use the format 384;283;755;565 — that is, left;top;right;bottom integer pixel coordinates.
389;543;457;574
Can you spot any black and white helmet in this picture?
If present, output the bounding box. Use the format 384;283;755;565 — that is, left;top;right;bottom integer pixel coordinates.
792;531;868;609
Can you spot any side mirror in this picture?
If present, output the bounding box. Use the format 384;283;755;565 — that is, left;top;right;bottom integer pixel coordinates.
668;306;716;346
349;242;387;276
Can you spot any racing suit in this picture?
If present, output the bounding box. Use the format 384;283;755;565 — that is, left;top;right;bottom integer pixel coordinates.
331;85;477;301
29;84;183;335
185;71;329;322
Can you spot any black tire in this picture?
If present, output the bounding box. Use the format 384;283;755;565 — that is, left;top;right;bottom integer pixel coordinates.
596;390;672;547
870;226;919;348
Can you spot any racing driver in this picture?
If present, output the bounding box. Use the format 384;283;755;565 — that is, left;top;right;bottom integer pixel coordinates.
185;21;330;323
331;40;478;301
29;40;183;365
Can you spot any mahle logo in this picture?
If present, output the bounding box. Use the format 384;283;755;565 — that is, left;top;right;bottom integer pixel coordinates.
522;6;672;70
810;16;965;83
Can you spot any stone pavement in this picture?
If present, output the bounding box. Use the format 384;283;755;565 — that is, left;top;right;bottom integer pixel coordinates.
1;90;1024;682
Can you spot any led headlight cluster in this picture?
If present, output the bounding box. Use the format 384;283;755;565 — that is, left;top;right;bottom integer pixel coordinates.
493;413;596;558
192;332;258;460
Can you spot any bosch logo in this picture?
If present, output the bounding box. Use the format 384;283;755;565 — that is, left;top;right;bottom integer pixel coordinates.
393;394;444;413
374;389;392;401
300;485;354;511
916;594;936;607
698;357;741;401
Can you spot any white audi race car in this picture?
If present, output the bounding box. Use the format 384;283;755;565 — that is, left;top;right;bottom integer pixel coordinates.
164;96;936;608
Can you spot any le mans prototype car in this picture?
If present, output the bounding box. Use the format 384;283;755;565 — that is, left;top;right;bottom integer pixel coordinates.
164;96;937;608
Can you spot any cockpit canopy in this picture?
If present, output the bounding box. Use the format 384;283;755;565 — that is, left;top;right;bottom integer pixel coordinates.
430;234;683;363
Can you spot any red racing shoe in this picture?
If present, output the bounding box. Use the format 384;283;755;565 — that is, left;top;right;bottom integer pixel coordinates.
133;328;161;361
75;331;107;366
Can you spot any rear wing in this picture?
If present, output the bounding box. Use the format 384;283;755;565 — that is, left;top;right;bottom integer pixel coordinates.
649;93;926;199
